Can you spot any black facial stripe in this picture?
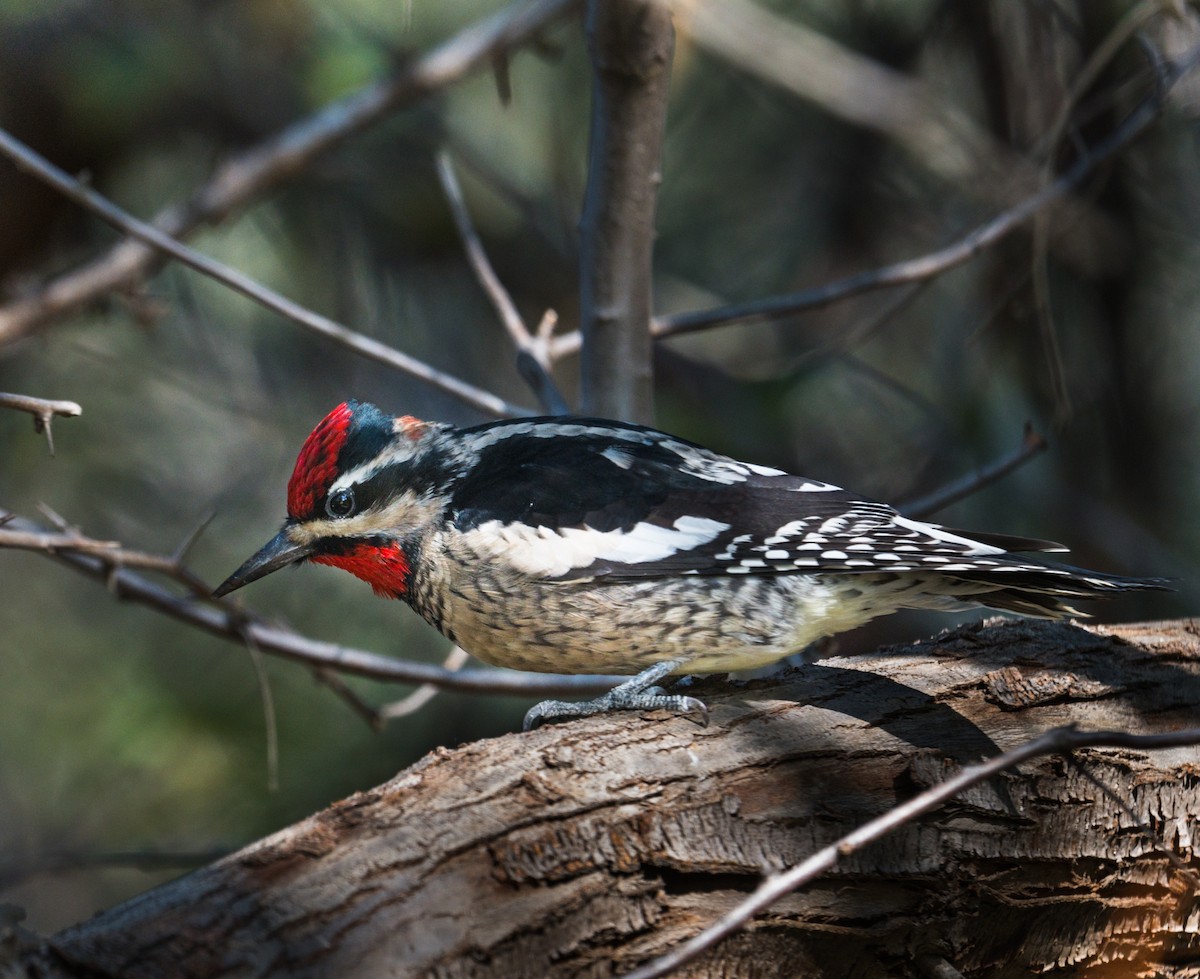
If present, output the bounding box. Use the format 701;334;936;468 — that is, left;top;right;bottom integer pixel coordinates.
313;533;394;556
339;452;449;516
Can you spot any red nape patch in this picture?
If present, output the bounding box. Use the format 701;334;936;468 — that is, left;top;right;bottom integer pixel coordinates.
313;543;411;598
288;403;354;518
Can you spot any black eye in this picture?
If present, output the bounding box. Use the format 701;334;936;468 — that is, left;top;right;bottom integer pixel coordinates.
326;488;356;518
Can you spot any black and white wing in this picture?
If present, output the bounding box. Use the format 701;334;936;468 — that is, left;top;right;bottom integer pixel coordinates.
444;418;1090;583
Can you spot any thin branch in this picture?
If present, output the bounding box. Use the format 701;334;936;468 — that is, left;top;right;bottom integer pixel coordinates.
900;424;1049;519
436;152;534;351
1029;7;1174;426
0;508;620;697
0;847;232;892
311;669;391;730
434;150;570;414
0;528;119;554
671;0;1126;277
0;522;213;599
377;645;472;722
311;646;471;731
0;128;530;419
0;0;582;347
241;633;281;793
623;723;1200;979
637;47;1198;341
578;0;674;422
0;392;81;456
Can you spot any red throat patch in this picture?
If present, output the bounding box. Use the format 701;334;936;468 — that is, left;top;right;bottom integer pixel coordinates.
313;542;411;598
288;402;354;518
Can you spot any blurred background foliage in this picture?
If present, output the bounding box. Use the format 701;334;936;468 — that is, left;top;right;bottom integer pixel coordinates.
0;0;1196;934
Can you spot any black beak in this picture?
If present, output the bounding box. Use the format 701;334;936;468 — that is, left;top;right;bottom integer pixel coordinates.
213;528;313;598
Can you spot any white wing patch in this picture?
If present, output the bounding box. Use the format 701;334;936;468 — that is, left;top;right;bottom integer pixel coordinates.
465;515;731;577
600;446;634;470
891;516;1005;556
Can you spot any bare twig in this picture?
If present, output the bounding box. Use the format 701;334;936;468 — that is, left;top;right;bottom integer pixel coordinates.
378;645;472;722
623;723;1200;979
435;152;535;352
434;150;570;414
0;128;529;419
578;0;674;422
900;424;1049;519
241;632;280;792
0;0;582;347
0;528;119;554
0;847;232;892
671;0;1126;276
0;522;213;599
0;508;620;697
629;47;1198;342
1029;6;1174;426
0;392;81;456
311;646;471;731
311;669;388;730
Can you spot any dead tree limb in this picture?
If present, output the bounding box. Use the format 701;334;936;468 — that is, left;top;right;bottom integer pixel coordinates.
16;618;1200;978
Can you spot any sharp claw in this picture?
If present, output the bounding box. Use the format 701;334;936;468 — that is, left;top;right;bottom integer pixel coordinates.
521;660;706;731
522;705;550;732
681;697;710;727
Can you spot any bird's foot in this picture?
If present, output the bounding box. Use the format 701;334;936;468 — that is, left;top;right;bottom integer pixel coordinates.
523;658;708;731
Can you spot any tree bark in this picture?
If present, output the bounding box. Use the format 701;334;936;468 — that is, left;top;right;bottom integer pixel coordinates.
14;619;1200;978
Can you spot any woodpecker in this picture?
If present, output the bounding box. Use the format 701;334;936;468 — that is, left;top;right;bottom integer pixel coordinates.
214;401;1165;728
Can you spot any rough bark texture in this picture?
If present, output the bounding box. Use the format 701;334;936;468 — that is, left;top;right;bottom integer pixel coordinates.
13;618;1200;978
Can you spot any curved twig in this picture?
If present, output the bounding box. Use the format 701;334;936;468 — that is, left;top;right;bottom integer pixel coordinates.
434;150;570;414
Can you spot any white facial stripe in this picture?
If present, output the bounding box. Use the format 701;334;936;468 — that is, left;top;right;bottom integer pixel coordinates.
330;440;424;495
464;515;730;577
892;516;1005;555
289;490;438;545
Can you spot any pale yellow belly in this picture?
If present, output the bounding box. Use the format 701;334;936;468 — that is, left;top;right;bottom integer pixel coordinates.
420;569;969;675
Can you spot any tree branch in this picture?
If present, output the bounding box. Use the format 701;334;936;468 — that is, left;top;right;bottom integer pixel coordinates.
434;150;570;414
0;129;531;419
578;0;673;422
0;0;582;348
672;0;1130;276
0;508;620;697
900;423;1049;519
647;47;1198;339
0;392;81;456
17;619;1200;977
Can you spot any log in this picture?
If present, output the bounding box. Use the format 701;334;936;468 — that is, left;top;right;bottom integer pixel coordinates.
16;618;1200;978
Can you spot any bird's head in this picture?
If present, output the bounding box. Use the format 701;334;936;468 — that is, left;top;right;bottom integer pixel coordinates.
214;401;450;600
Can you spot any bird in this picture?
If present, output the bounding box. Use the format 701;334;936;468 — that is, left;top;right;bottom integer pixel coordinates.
214;401;1166;729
